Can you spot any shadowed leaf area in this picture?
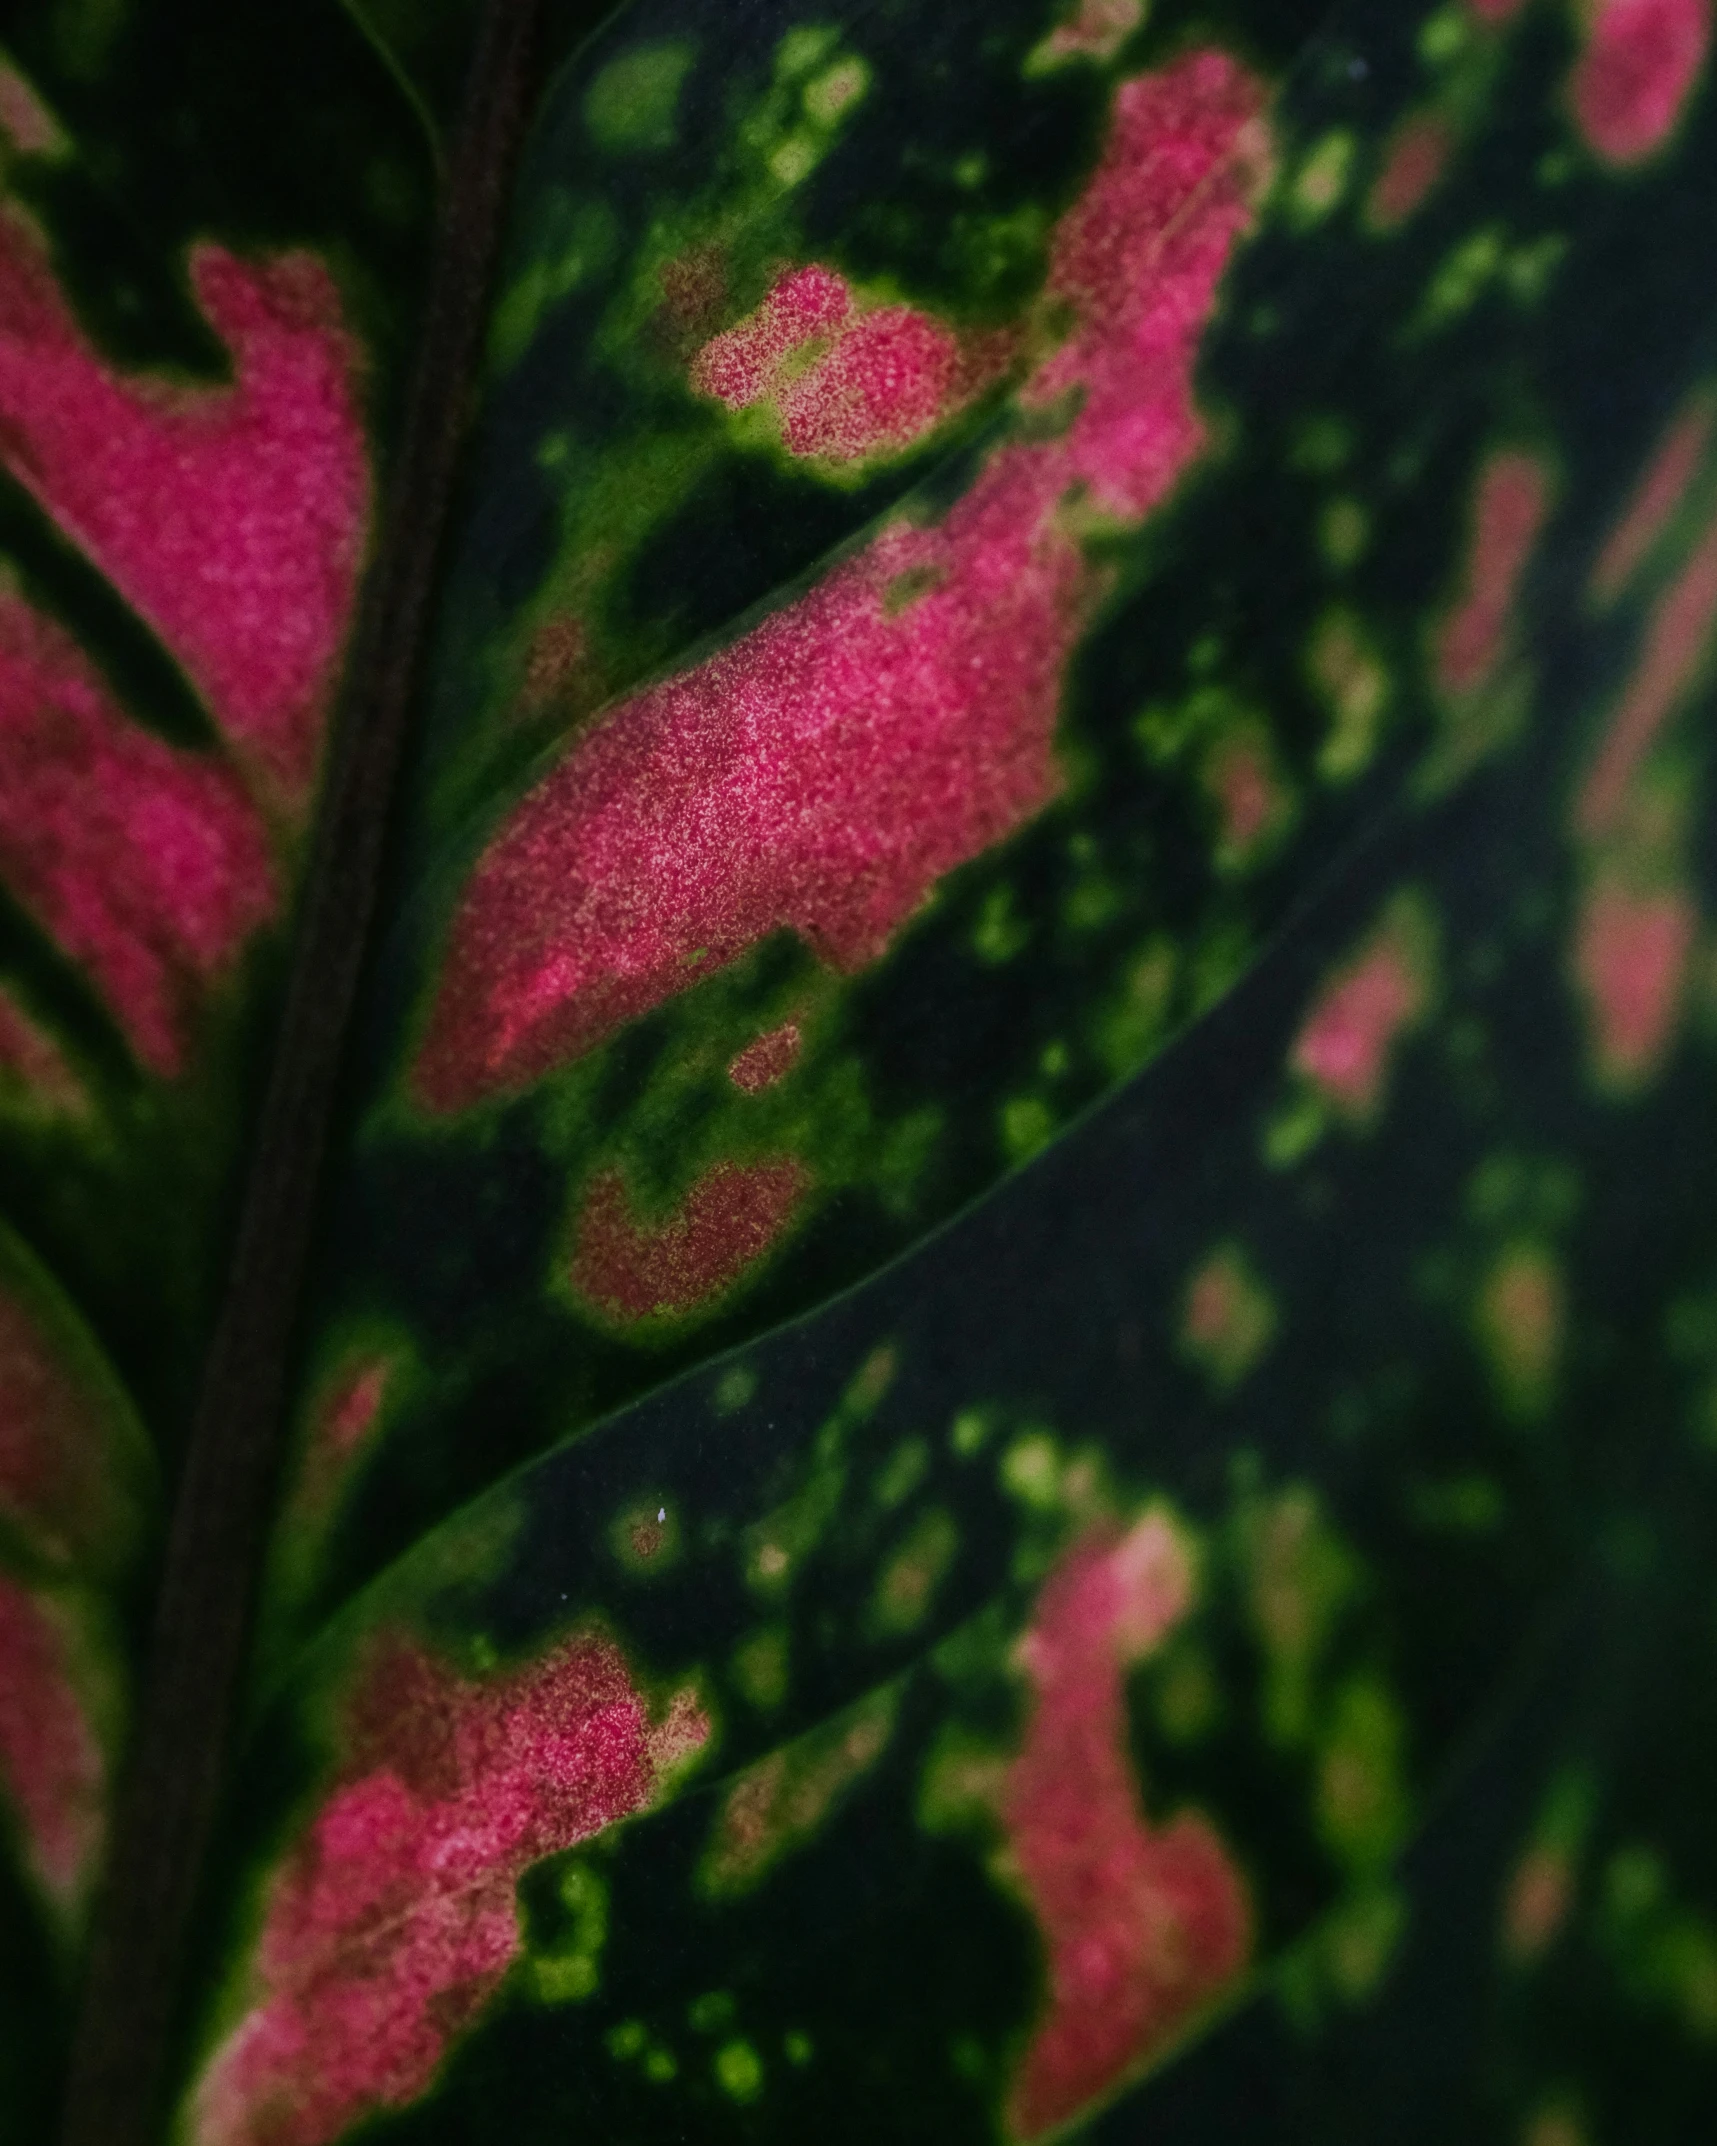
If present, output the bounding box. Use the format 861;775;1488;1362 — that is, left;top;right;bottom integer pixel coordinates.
0;0;1714;2141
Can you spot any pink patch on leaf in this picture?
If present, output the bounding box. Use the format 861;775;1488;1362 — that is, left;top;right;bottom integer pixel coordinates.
0;987;86;1116
1572;874;1696;1085
0;587;275;1076
1578;515;1717;836
188;1632;707;2146
1001;1514;1250;2140
1292;905;1433;1120
1436;449;1554;700
0;1282;132;1573
0;66;61;158
413;52;1267;1110
288;1354;392;1531
1205;735;1286;867
1569;0;1711;164
0;207;370;810
570;1156;809;1321
1591;394;1713;603
1368;109;1454;227
0;1573;105;1919
692;264;978;467
1033;0;1145;66
728;1021;802;1092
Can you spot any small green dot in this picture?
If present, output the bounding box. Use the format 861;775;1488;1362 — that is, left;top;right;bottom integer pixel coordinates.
716;2038;765;2102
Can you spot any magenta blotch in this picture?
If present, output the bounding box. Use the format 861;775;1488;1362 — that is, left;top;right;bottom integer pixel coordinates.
1572;874;1696;1085
188;1632;707;2146
1437;450;1553;701
1368;109;1455;227
0;1573;105;1920
285;1354;393;1530
1578;515;1717;835
0;987;85;1116
1000;1514;1249;2140
1591;393;1713;603
0;208;370;810
1569;0;1711;165
1291;904;1433;1121
0;1280;132;1573
569;1156;809;1321
414;52;1268;1110
0;586;275;1076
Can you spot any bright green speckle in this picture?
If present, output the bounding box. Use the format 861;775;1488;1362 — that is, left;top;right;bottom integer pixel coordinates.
1320;497;1370;570
1309;608;1390;781
1263;1090;1326;1168
644;2047;679;2083
1417;6;1468;65
871;1507;958;1635
1317;1675;1410;1871
784;2030;813;2066
1063;870;1123;930
714;1365;758;1414
731;1625;789;1709
1096;939;1176;1077
769;133;817;184
1418;225;1505;329
1001;1095;1056;1164
690;1989;736;2033
584;42;694;152
608;2020;647;2060
950;1407;993;1457
777;24;838;75
532;1952;599;2002
874;1437;930;1509
973;884;1029;963
715;2038;765;2102
1289;131;1355;225
1001;1432;1062;1510
1504;234;1568;305
803;55;868;123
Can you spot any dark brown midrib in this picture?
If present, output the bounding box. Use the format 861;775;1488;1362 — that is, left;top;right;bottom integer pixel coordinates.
58;6;545;2141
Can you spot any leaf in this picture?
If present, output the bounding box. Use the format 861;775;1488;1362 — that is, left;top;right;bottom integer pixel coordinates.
2;0;1717;2143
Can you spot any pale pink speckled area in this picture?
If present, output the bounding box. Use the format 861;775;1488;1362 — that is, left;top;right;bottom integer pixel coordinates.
691;261;978;466
1000;1514;1250;2140
0;586;275;1076
570;1156;809;1320
0;207;370;811
188;1633;707;2146
414;51;1269;1111
0;1573;104;1920
1569;0;1711;165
